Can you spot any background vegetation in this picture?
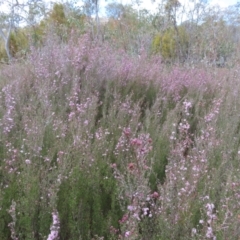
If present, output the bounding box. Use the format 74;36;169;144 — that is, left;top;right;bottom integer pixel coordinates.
0;0;240;239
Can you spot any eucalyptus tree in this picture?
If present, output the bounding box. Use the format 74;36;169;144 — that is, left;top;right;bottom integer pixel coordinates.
105;2;125;19
82;0;100;37
0;0;45;61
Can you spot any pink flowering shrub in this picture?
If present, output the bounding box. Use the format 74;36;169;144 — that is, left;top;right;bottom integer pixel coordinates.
0;31;240;240
47;211;60;240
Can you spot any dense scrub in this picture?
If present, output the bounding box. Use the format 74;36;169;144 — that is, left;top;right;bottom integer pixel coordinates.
0;33;240;240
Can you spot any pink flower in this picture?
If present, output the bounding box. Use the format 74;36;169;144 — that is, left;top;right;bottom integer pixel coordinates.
127;205;136;211
47;211;60;240
119;214;128;223
111;163;117;168
151;191;159;199
206;227;214;238
25;159;31;164
128;163;135;171
123;128;131;137
130;138;142;147
125;231;131;237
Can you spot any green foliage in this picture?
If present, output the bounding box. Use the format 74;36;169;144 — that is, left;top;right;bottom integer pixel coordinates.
48;3;68;26
0;42;7;62
57;165;122;239
0;29;29;61
9;30;29;58
29;21;46;46
152;26;189;61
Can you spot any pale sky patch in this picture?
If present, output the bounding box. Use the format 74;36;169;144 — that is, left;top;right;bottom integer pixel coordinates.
1;0;238;17
103;0;238;11
210;0;238;8
97;0;239;17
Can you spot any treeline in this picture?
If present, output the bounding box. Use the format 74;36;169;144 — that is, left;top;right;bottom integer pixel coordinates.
1;0;240;66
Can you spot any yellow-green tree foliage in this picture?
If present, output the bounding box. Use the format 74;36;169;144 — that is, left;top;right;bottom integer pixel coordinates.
29;20;46;46
46;3;69;40
0;3;73;62
152;26;189;61
26;3;88;48
48;3;68;26
9;30;29;57
0;42;7;62
0;29;29;62
27;3;67;47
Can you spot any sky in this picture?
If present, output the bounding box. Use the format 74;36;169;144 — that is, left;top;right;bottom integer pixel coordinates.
1;0;239;17
90;0;239;18
102;0;239;12
210;0;238;8
81;0;239;18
